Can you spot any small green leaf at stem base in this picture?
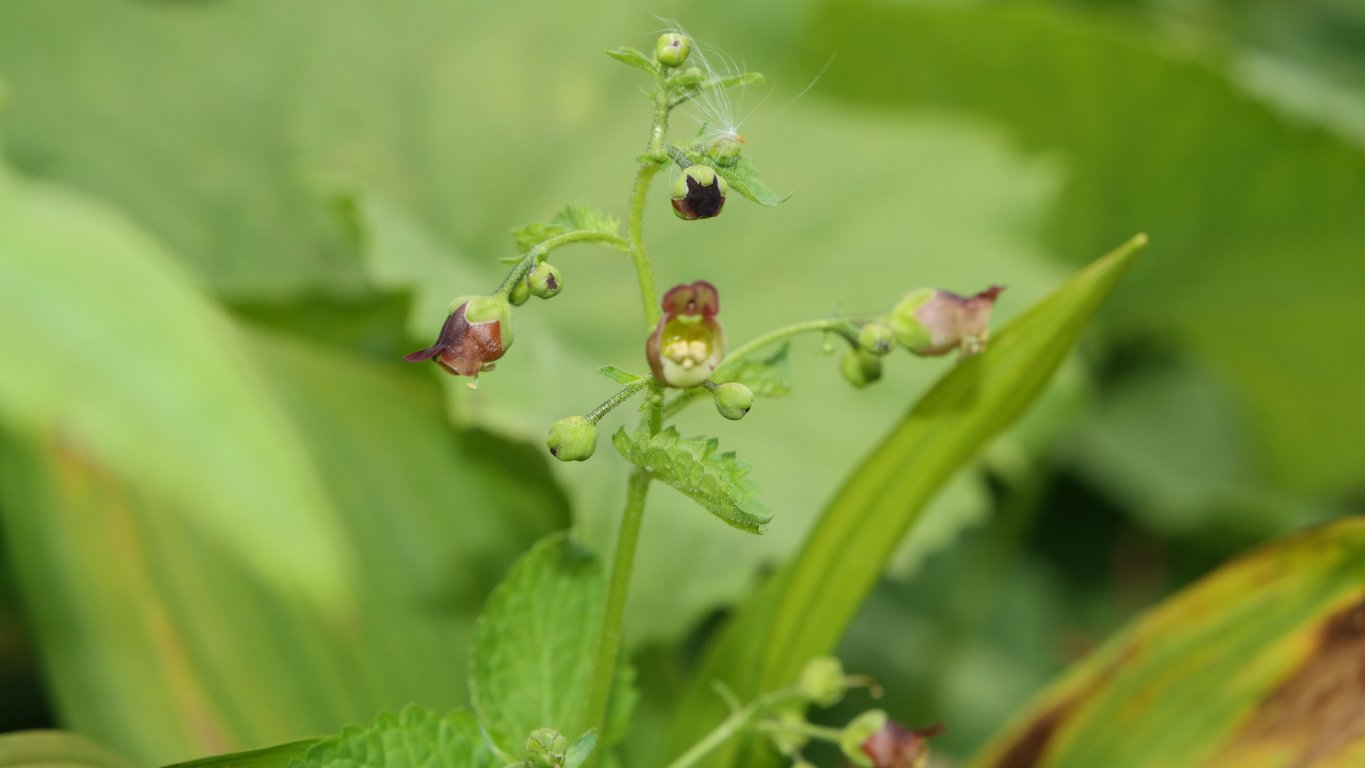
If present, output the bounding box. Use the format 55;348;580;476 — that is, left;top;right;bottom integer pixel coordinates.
604;47;659;76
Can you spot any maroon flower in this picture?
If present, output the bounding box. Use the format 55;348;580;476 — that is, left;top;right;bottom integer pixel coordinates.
404;296;512;378
860;721;944;768
889;286;1004;357
646;281;725;388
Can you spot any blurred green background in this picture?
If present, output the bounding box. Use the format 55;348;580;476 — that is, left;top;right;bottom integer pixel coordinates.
1;0;1362;764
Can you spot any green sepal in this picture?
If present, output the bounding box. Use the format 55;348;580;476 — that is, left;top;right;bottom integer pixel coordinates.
597;365;645;385
604;47;657;75
612;426;772;534
713;343;793;399
512;205;620;254
563;731;597;768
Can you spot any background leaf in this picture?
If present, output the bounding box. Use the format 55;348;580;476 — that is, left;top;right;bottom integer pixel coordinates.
287;707;492;768
0;731;133;768
972;517;1365;768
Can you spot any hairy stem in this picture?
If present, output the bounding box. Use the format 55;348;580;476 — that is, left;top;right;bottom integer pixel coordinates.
495;229;629;297
586;379;650;424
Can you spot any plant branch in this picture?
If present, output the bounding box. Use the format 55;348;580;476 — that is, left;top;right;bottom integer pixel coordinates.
495;230;630;297
662;687;804;768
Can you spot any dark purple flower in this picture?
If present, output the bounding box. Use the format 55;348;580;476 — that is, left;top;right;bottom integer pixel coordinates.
404;297;511;378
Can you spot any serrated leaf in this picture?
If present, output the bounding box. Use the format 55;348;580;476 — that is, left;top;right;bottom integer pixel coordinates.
512;205;621;254
713;343;793;399
604;46;657;75
712;156;791;208
612;427;773;534
472;533;634;759
0;731;134;768
597;366;644;385
164;742;316;768
662;236;1145;766
972;518;1365;768
286;706;493;768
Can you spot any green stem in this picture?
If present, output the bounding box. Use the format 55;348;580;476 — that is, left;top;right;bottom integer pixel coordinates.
583;468;652;751
586;380;650;424
663;316;863;417
663;687;804;768
625;73;673;331
495;230;630;297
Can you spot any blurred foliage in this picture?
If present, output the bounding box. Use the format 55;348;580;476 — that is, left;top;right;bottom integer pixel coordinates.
0;0;1362;765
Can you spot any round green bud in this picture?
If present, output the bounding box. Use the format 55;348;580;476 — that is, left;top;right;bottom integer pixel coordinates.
798;656;847;707
713;381;754;420
527;262;563;299
857;322;896;356
525;727;568;768
509;278;531;306
671;165;729;220
840;710;889;767
655;32;692;68
546;416;597;462
709;135;743;166
841;349;883;388
888;288;936;351
769;708;810;756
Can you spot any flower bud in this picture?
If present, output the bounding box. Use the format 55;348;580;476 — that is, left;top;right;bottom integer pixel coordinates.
798;656;847;707
509;278;531;306
647;281;725;388
709;135;744;166
525;727;568;768
769;708;810;756
404;295;512;378
527;262;563;299
859;721;945;768
655;32;692;68
889;286;1003;357
840;710;889;767
713;381;753;420
547;416;598;462
841;349;883;388
858;322;896;356
671;165;728;220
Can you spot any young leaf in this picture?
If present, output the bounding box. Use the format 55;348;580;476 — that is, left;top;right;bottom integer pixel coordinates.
661;235;1145;766
604;46;657;76
512;205;621;254
286;707;493;768
472;533;634;759
612;426;773;534
597;366;645;386
0;731;134;768
972;518;1365;768
712;156;792;207
563;731;597;768
713;343;793;399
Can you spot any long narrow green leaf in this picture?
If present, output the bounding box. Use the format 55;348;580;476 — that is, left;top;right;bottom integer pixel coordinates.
164;741;317;768
661;235;1146;767
971;518;1365;768
0;731;134;768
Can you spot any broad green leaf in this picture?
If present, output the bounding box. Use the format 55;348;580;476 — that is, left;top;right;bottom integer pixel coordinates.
0;161;347;606
802;0;1365;496
971;518;1365;768
612;427;773;534
659;235;1145;767
713;343;793;399
0;731;134;768
0;304;568;764
472;533;617;759
287;707;493;768
166;742;316;768
604;47;657;76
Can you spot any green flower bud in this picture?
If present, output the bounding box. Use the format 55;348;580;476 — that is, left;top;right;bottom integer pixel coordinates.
528;262;563;299
525;727;568;768
709;135;743;166
840;710;889;767
671;165;728;220
769;708;810;756
857;322;896;356
798;656;847;707
887;288;935;351
713;381;754;420
655;32;692;68
547;416;598;462
509;278;531;306
841;349;883;388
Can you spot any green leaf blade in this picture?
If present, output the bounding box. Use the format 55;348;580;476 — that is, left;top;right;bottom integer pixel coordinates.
612;427;773;534
661;235;1145;766
0;731;135;768
713;343;793;399
604;47;657;76
971;518;1365;768
713;157;790;207
286;707;493;768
